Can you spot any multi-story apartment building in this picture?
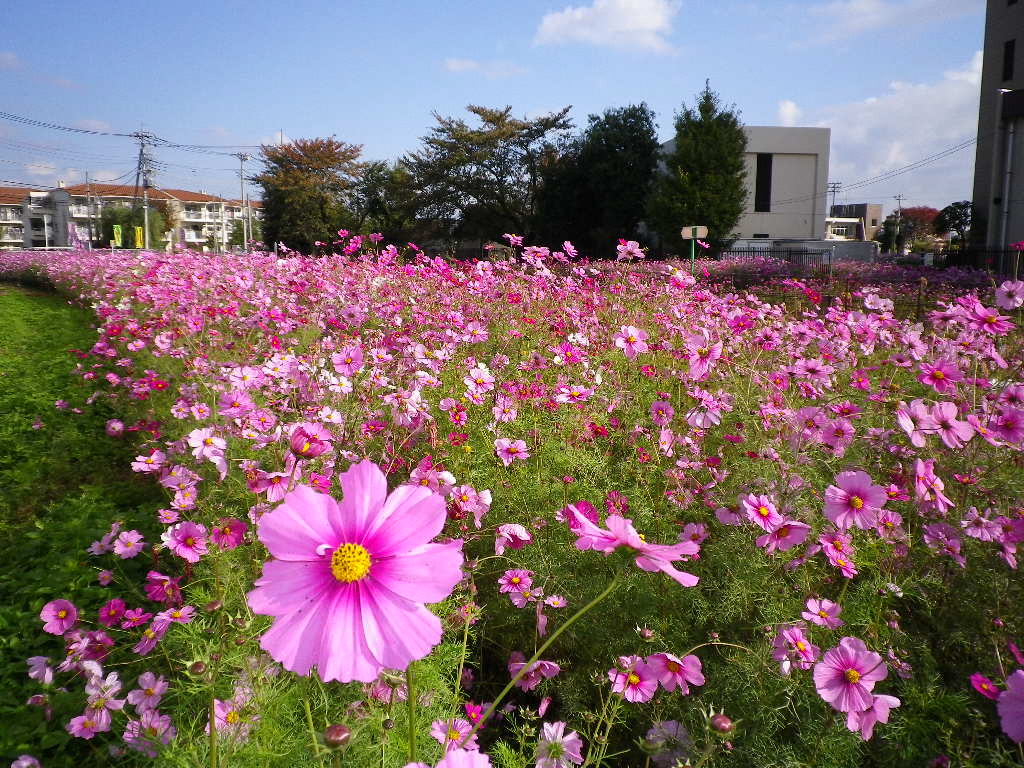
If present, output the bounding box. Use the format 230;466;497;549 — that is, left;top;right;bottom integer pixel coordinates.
830;203;883;241
971;0;1024;248
0;182;261;250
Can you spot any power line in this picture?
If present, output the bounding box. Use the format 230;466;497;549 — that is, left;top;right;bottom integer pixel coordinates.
0;111;133;137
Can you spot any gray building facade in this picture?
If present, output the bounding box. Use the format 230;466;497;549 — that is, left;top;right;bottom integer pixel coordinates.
971;0;1024;247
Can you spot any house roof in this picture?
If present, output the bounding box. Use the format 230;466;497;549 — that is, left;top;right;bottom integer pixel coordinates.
0;186;34;205
62;183;230;203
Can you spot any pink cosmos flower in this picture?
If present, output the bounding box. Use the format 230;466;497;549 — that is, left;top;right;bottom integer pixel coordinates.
40;599;77;635
646;652;704;694
823;470;887;530
208;693;258;742
917;359;963;395
608;655;657;702
210;518;249;549
967;303;1015;335
495;523;532;555
996;279;1024;310
650;400;674;426
432;718;479;752
568;512;699;587
914;459;954;515
536;721;584;767
772;625;820;674
802;598;844;629
757;520;811;554
999;670;1024;742
614;325;649;360
123;709;177;757
508;651;561;691
67;713;108;739
813;637;888;713
929;402;975;450
741;493;784;532
247;460;464;683
846;693;900;740
127;671;169;711
132;620;169;656
498;570;533;594
97;598;126;627
161;522;208;563
113;530;146;558
494;438;530;467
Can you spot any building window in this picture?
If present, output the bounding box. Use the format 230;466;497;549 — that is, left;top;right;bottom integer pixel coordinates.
871;218;878;226
1004;39;1016;82
753;233;770;239
754;153;773;212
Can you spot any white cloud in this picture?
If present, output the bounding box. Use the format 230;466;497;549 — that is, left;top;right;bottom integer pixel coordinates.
814;51;981;209
72;119;112;133
0;51;20;70
805;0;983;42
535;0;680;53
777;100;803;127
444;58;481;73
443;57;526;79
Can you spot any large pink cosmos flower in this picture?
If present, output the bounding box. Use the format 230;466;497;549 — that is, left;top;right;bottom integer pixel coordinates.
247;460;464;683
813;637;888;713
608;655;657;702
998;670;1024;743
40;599;78;635
823;471;887;530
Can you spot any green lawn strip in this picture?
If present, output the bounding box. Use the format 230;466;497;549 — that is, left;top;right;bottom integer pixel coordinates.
0;284;164;763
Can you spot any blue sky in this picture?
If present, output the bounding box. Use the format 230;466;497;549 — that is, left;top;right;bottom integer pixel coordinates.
1;0;985;215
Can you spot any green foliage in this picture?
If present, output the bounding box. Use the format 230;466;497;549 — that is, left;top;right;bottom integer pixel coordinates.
646;83;748;252
254;138;365;253
935;200;972;243
349;161;423;244
535;104;660;256
100;204;167;250
404;105;574;241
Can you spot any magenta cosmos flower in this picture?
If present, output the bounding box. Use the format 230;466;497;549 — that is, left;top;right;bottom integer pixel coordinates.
247;460;464;683
802;598;844;629
494;438;530;467
999;670;1024;743
813;637;888;713
609;655;657;702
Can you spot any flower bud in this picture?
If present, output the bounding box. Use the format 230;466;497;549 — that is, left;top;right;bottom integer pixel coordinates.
323;724;351;749
710;714;734;734
188;661;206;675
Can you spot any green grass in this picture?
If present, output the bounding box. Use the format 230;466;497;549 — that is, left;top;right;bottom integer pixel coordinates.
0;283;165;765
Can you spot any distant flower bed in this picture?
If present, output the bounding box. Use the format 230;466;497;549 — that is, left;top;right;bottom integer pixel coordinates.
2;239;1023;767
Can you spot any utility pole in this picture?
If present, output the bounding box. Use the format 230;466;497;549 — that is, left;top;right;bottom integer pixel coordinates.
235;152;251;249
85;171;93;250
131;131;156;250
827;182;842;215
893;194;905;255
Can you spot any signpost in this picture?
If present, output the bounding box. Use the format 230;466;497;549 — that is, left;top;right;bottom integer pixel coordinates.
679;226;708;273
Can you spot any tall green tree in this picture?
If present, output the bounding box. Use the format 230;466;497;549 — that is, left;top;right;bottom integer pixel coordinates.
254;138;364;253
535;104;660;256
349;161;423;243
404;105;573;241
934;200;971;244
646;84;747;252
100;204;166;249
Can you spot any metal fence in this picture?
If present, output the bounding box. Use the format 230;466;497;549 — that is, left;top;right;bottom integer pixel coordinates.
717;248;834;277
944;249;1023;279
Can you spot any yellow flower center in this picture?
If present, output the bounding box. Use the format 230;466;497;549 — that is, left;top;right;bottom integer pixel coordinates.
796;641;807;651
850;496;864;509
330;543;372;582
818;610;828;618
447;727;461;741
57;609;68;619
844;669;861;684
758;505;770;517
627;673;641;685
511;576;521;584
666;661;680;673
933;370;945;380
185;537;195;547
145;688;155;696
226;711;241;724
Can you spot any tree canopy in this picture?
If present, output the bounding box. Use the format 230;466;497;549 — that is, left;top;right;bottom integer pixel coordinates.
934;200;971;243
403;105;573;241
646;84;747;252
535;104;660;256
254;138;364;253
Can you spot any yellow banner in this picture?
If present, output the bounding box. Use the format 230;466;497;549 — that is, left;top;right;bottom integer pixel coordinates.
134;226;144;248
112;225;122;247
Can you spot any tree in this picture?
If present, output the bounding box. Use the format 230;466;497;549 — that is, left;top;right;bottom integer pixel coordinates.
404;105;573;241
229;217;262;248
100;204;166;249
646;84;747;252
899;206;939;241
535;104;660;255
348;161;422;244
934;201;971;244
254;138;364;253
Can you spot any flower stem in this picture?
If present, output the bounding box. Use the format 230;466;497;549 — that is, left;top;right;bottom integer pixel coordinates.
209;695;219;768
461;572;623;747
407;663;417;763
682;640;754;658
304;698;322;758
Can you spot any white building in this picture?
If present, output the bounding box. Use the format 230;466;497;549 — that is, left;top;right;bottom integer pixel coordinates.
659;125;831;244
0;183;260;250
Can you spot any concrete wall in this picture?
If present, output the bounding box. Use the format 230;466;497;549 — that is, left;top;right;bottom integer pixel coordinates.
971;0;1023;247
735;126;830;240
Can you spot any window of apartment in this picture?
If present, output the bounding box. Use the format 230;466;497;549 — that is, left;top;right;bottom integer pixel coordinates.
753;233;770;239
1004;39;1016;82
832;226;849;237
754;153;773;212
871;218;878;226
